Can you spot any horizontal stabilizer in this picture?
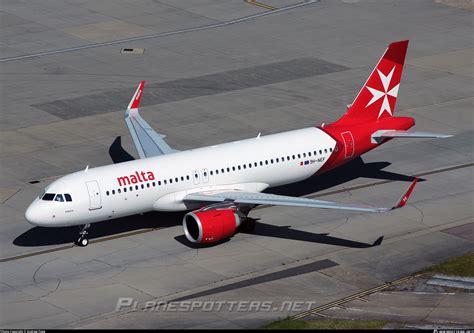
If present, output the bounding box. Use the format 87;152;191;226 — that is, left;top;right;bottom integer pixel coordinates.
371;130;452;143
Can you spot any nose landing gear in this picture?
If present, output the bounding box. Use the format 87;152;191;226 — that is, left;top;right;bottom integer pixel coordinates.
77;224;90;247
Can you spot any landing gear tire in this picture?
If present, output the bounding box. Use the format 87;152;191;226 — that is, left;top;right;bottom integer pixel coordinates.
77;224;91;247
241;219;256;233
78;237;89;247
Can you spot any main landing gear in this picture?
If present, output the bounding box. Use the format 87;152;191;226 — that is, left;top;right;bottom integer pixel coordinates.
240;218;256;233
77;224;90;247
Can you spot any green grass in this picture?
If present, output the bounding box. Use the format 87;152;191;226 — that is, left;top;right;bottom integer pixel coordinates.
422;251;474;277
260;318;387;330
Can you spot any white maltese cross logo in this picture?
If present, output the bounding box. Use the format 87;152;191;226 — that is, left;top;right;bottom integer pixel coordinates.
366;66;399;119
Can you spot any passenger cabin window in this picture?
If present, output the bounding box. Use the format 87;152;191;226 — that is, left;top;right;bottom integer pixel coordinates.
42;193;56;201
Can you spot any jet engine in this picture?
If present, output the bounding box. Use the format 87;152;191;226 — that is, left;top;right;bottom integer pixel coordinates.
183;208;241;244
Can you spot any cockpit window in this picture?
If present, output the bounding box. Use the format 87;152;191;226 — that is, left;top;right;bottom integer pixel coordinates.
54;194;64;202
64;194;72;202
42;193;55;201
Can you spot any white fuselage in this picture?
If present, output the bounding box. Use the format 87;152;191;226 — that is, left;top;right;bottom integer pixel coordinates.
25;127;336;227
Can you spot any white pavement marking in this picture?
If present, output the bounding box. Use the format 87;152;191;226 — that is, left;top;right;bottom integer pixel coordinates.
0;0;318;63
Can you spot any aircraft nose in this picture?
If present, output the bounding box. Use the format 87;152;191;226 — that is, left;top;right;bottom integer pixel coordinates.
25;200;48;227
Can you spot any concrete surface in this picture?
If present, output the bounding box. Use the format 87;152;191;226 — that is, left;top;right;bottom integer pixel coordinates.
321;269;474;328
0;0;473;329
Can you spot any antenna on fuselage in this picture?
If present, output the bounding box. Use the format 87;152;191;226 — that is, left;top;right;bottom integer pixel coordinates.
85;165;89;172
256;132;261;139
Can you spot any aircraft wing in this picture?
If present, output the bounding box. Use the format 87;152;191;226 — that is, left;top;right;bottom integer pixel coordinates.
371;130;452;143
184;178;418;213
125;81;178;158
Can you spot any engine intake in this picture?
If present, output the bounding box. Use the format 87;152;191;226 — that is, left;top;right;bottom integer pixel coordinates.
183;208;241;244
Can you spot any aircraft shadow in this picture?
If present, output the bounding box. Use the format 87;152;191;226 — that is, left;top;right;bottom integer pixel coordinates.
109;136;135;163
244;220;384;248
267;156;419;197
13;211;183;247
175;219;383;249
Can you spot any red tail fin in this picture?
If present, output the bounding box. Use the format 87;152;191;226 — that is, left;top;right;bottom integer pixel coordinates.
335;40;409;125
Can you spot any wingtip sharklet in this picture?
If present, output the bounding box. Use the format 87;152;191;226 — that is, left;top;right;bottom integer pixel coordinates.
127;80;145;110
393;177;419;209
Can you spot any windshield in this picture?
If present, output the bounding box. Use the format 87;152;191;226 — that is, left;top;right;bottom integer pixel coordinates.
42;193;55;201
41;193;72;202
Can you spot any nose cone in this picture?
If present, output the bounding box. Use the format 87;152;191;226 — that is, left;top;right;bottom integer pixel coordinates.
25;200;49;227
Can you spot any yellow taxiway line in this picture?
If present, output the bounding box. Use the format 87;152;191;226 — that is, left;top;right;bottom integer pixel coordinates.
291;274;422;320
244;0;277;11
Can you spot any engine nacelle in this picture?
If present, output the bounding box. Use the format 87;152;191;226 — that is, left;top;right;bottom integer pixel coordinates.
183;208;241;244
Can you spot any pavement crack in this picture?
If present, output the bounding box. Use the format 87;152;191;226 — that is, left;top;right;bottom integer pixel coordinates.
328;217;350;232
30;257;61;298
412;204;427;227
33;257;59;285
421;293;445;324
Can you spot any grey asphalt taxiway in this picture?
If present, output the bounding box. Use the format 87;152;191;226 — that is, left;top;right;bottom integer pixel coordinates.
0;0;473;329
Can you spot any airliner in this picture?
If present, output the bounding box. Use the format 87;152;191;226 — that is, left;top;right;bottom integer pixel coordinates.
25;40;451;247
